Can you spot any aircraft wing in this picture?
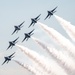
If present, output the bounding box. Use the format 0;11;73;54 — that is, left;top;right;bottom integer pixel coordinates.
13;37;19;43
28;29;35;35
35;14;41;20
18;21;25;27
9;52;15;58
7;60;9;63
2;60;7;65
12;29;17;35
26;38;29;41
22;36;27;42
28;21;34;28
51;6;57;12
44;14;50;20
6;44;11;50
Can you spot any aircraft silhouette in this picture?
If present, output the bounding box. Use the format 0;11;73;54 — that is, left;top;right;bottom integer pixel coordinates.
28;14;41;28
44;6;57;20
2;52;15;65
22;29;34;42
7;37;19;50
12;21;25;35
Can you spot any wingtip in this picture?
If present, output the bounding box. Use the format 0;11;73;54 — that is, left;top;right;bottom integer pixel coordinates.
44;18;46;20
6;48;8;50
28;26;30;28
11;33;13;35
56;6;58;8
22;39;24;42
22;40;24;42
28;24;31;28
33;29;35;31
2;64;3;65
13;52;16;54
18;36;19;38
39;14;41;16
17;37;19;40
23;21;25;23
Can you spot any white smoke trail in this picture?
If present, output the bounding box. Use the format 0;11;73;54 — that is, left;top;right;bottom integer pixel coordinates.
16;44;51;75
32;37;75;73
16;44;68;75
54;15;75;42
13;59;42;75
37;22;75;58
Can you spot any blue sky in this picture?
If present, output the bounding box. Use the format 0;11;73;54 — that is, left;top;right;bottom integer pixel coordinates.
0;0;75;75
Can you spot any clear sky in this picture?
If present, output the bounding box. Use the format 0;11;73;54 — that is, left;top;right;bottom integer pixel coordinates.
0;0;75;75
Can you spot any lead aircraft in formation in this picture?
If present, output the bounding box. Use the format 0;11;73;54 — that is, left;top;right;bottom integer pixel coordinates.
28;14;41;28
44;6;57;20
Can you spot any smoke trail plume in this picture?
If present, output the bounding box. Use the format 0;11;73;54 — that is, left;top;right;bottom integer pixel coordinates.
16;44;68;75
54;15;75;42
37;22;75;58
32;37;75;73
16;45;51;75
13;59;42;75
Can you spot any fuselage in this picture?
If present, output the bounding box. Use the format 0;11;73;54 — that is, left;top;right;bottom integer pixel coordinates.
5;57;11;61
15;26;20;30
25;34;30;38
31;18;37;23
9;42;15;46
48;11;53;15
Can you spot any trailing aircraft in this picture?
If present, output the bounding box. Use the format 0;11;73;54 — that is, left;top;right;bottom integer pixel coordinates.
22;29;34;42
28;14;41;28
12;21;25;35
2;52;15;65
7;37;19;50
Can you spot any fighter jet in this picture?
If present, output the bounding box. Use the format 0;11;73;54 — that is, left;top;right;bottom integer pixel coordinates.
7;37;19;50
28;14;41;28
44;6;57;20
12;21;25;35
22;29;34;42
2;52;15;65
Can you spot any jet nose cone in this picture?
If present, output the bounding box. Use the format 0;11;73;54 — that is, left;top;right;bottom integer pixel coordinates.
24;33;26;35
14;26;16;27
31;18;33;20
4;57;7;59
9;41;11;43
47;11;49;13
